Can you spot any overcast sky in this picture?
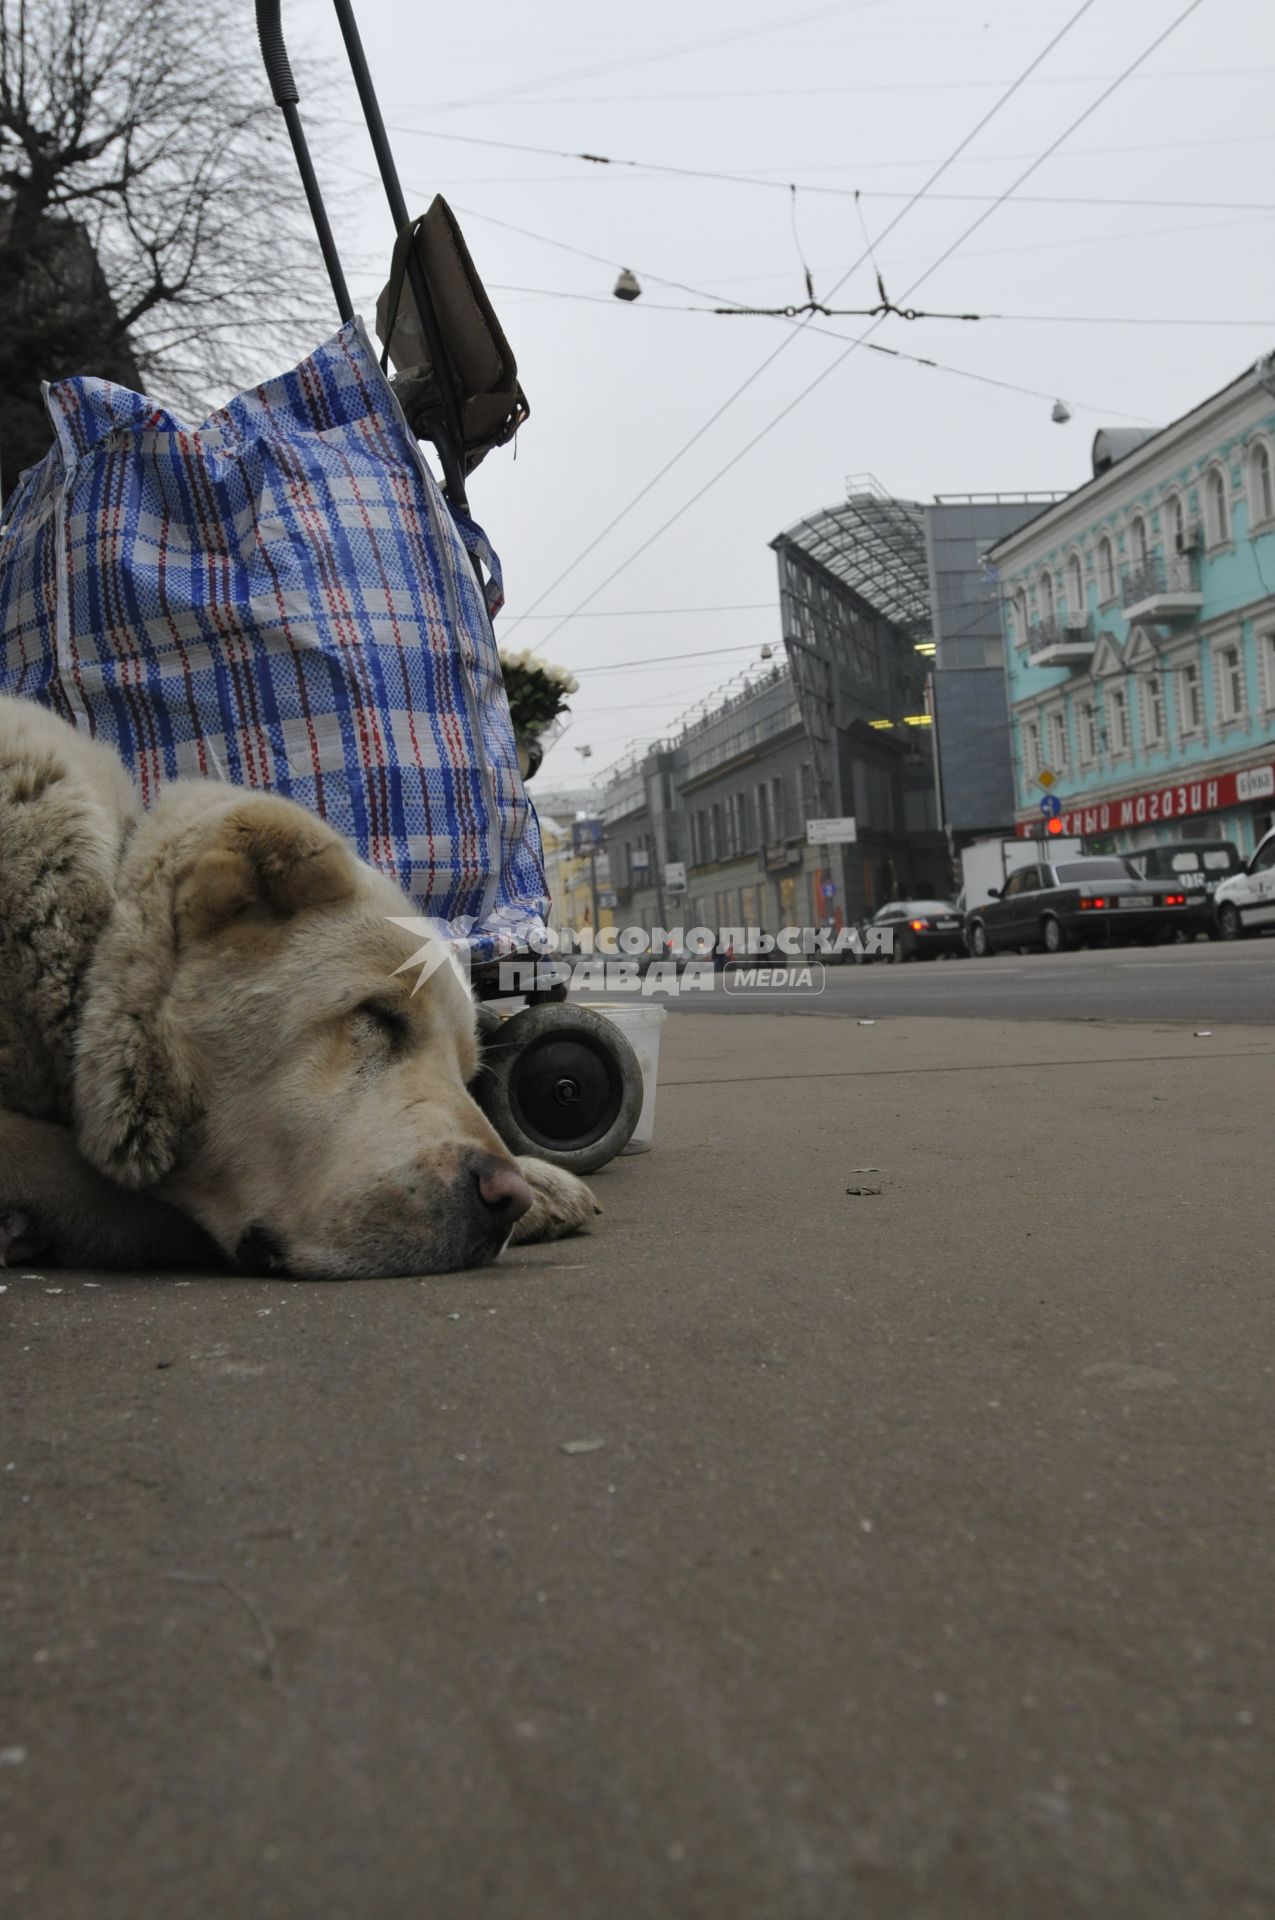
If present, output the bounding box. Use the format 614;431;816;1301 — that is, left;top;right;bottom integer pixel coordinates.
286;0;1274;790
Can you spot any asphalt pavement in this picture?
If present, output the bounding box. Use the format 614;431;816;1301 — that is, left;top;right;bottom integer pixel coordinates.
585;936;1275;1024
3;1012;1273;1919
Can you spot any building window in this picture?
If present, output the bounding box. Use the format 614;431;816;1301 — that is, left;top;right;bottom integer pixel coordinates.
1248;440;1275;528
1107;685;1129;754
770;775;787;840
1009;589;1028;646
1261;630;1275;710
1144;672;1166;745
1180;660;1203;734
1129;513;1150;565
1065;552;1084;615
1049;709;1068;770
1023;718;1041;779
1205;465;1231;548
1096;535;1116;603
1217;642;1246;722
1039;569;1056;624
1079;701;1098;763
1164;492;1186;553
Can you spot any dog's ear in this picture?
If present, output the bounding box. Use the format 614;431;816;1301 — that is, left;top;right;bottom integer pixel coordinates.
73;796;355;1189
175;798;355;941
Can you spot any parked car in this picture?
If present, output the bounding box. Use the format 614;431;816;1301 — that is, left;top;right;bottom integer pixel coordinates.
719;932;763;974
857;899;967;964
639;934;705;975
964;856;1193;956
1123;839;1243;938
1212;828;1275;938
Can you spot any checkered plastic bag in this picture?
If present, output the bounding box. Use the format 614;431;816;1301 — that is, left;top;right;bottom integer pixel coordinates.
0;318;547;956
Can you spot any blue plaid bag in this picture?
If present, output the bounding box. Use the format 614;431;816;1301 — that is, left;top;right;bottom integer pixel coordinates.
0;318;547;957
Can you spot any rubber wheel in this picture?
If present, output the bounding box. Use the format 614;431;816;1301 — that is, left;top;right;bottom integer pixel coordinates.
890;933;909;965
1041;915;1066;954
970;921;991;958
474;1003;643;1175
1216;901;1243;941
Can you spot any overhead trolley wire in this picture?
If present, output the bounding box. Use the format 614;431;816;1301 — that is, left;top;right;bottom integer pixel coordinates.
524;0;1208;754
495;0;1105;647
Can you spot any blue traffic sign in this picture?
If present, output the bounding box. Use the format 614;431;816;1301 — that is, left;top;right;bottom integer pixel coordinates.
1039;793;1062;819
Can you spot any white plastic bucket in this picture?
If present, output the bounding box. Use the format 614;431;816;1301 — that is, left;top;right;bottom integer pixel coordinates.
582;1002;666;1154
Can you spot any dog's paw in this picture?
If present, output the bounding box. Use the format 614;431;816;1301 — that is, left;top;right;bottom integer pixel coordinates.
507;1159;601;1245
0;1208;54;1268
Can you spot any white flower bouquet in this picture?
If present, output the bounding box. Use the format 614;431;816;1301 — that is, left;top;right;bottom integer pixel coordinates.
499;648;579;741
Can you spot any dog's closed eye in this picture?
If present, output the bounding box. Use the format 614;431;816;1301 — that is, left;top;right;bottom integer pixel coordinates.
351;1000;409;1055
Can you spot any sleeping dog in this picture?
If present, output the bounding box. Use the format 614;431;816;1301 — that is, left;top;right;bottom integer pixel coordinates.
0;698;596;1277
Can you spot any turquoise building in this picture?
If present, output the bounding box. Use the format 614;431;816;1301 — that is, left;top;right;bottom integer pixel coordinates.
987;355;1275;858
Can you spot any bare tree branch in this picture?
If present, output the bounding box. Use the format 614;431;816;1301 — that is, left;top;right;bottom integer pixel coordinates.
1;0;341;480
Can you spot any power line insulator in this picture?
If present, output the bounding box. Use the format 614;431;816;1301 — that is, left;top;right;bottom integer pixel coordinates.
613;268;642;302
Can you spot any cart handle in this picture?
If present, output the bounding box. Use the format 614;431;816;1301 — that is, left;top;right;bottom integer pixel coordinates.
256;0;299;105
329;0;470;508
254;0;470;510
254;0;354;323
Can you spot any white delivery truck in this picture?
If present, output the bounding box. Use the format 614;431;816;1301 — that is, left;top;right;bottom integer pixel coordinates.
958;836;1083;912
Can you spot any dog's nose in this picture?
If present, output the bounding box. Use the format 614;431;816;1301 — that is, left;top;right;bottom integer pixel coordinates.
474;1155;533;1227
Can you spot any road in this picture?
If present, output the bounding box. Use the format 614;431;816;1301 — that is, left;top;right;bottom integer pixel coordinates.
580;936;1275;1023
5;1012;1272;1919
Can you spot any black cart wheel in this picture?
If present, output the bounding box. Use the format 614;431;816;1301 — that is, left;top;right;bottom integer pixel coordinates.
969;920;991;958
475;1003;643;1175
1041;914;1067;954
1216;901;1243;941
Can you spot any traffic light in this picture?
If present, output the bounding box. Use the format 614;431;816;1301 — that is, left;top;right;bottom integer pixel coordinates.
1047;816;1065;835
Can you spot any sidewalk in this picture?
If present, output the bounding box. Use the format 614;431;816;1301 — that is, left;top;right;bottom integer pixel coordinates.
4;1014;1274;1919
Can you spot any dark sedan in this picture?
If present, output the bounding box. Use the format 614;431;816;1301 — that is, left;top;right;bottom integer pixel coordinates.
1122;839;1243;938
857;899;968;964
965;857;1192;956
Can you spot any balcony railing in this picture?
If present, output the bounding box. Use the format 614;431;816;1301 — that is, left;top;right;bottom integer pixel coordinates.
1028;613;1094;658
1121;553;1200;613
